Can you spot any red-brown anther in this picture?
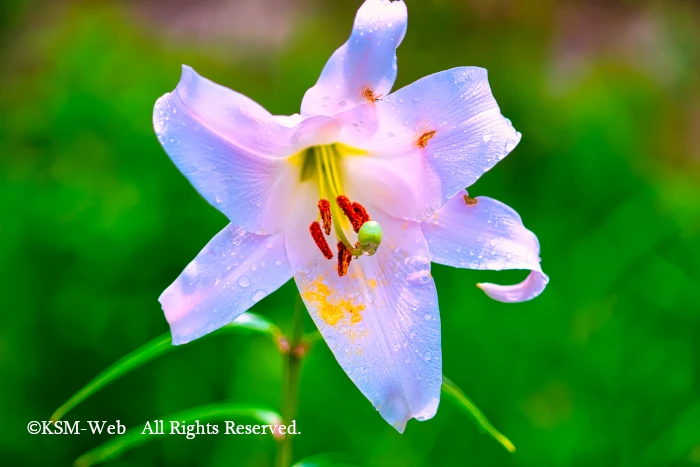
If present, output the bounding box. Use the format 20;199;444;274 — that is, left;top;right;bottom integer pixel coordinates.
351;202;370;229
318;199;332;235
336;195;364;232
337;242;353;277
310;222;333;260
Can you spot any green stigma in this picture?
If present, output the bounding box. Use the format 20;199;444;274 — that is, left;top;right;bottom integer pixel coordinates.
358;221;383;256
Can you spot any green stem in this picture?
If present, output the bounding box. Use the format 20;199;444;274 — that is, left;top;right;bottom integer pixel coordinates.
275;295;305;467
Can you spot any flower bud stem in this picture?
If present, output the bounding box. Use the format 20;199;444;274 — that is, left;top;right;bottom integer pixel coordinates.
275;294;305;467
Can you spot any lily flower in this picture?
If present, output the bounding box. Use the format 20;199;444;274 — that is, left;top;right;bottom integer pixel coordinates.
154;0;548;432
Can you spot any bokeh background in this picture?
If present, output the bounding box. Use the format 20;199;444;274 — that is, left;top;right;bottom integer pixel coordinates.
2;0;699;466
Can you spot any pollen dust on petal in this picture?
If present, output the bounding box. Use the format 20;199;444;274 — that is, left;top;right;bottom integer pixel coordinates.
463;195;478;206
417;130;437;149
302;277;366;326
359;85;380;103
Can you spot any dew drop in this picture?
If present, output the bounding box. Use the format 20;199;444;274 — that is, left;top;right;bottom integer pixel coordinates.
482;133;493;142
252;289;266;303
424;314;432;320
238;276;250;287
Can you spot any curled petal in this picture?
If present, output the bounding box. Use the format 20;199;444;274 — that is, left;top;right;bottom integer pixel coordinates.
478;270;548;303
337;67;520;221
160;224;292;344
420;191;548;302
301;0;408;116
154;66;297;234
286;194;441;432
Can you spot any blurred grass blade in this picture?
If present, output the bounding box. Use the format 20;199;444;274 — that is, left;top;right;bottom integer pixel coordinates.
442;375;516;453
51;312;282;422
74;403;282;467
50;333;171;422
292;452;366;467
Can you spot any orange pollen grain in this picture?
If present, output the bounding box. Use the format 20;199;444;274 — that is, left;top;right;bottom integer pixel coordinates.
318;199;332;235
463;195;478;206
310;222;333;260
337;242;353;277
417;130;437;149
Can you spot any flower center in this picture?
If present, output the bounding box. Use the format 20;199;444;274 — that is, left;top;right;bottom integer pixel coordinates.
297;144;382;276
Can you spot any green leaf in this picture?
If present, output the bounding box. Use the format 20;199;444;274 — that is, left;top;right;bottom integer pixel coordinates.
74;403;282;467
291;452;366;467
51;312;282;422
441;375;516;453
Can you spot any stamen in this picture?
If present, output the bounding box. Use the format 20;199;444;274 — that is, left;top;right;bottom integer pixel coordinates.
352;202;371;227
318;199;332;235
337;242;353;277
336;195;364;232
463;195;478;206
417;130;437;149
310;222;333;260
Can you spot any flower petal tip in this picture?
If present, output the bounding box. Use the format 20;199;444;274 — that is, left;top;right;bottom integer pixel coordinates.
477;271;549;303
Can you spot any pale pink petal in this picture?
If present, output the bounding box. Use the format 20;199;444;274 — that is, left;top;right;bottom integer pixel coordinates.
301;0;408;116
420;191;548;302
285;190;441;432
160;224;292;344
154;65;299;234
336;67;520;222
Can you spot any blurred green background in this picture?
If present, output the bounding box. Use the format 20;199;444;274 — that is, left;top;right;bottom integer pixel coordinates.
2;0;699;466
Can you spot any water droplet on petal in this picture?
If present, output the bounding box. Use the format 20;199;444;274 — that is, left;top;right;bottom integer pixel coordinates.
238;276;250;287
424;314;432;320
252;289;266;303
